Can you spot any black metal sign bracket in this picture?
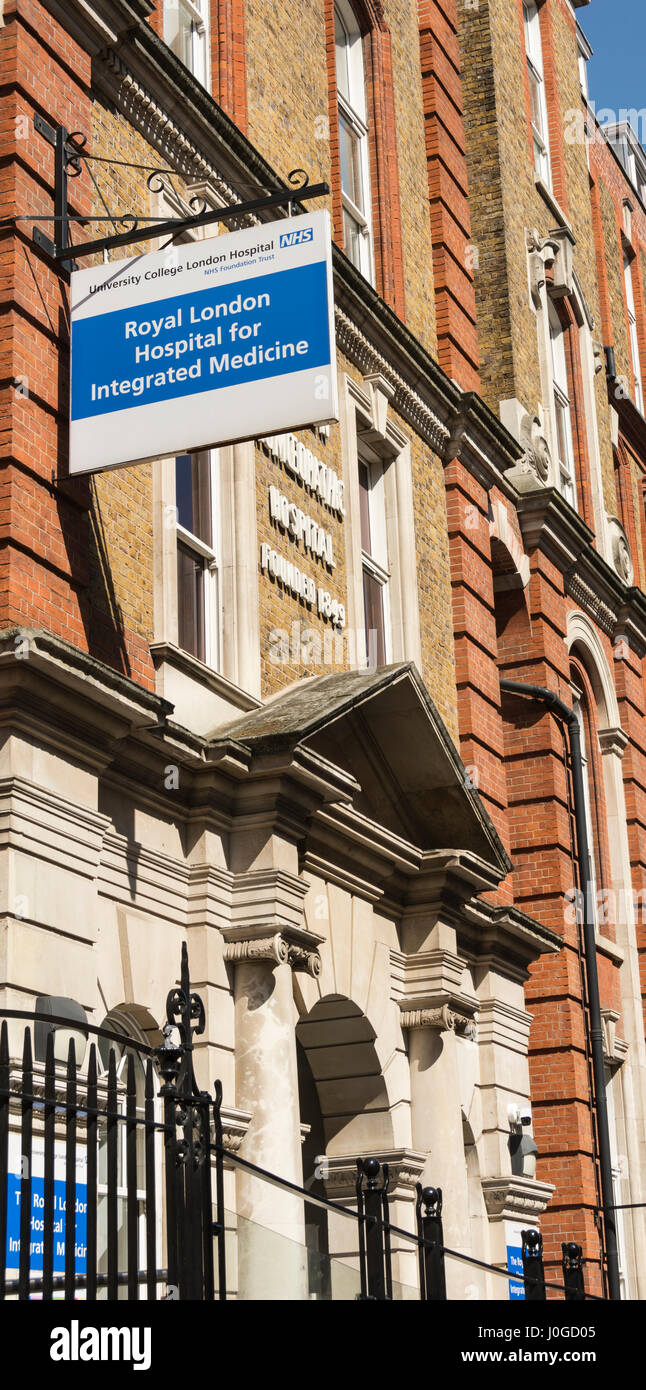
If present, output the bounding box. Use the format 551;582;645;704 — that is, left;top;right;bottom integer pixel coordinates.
20;121;329;271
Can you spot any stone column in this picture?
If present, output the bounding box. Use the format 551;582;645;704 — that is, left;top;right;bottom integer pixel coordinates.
406;1006;478;1299
224;930;320;1300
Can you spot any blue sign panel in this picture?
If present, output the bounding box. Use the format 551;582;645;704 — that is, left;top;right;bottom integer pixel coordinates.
507;1244;526;1300
5;1174;87;1275
71;261;332;422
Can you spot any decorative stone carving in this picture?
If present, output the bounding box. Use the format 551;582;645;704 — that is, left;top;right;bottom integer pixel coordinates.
500;401;552;493
519;412;551;483
600;1008;627;1066
400;1003;476;1039
593;340;606;376
223;930;321;976
334;310;449;452
285;943;322;977
320;1149;426;1201
224;932;289;966
217;1104;252;1163
607;516;634;586
546;226;576;300
527;228;560;307
566;573;616;635
481;1174;555;1222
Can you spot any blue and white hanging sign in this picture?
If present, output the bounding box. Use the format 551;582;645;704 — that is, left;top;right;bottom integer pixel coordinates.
69;211;337;474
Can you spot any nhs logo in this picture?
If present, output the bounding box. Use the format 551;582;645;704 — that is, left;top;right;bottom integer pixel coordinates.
280;227;314;247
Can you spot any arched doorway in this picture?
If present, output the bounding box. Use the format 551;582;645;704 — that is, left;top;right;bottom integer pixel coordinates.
296;994;396;1296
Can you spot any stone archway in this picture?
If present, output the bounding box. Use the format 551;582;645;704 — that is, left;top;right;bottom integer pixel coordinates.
296;994;395;1157
295;993;399;1295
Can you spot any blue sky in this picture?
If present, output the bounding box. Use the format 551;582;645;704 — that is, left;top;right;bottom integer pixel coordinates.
580;1;646;123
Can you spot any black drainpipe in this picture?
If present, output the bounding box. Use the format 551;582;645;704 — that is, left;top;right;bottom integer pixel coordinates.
500;678;621;1301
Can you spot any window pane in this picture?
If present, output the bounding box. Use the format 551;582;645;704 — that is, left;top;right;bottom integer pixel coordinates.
175;454;212;546
338;113;364;212
334;6;351;104
175;454;195;534
363;569;386;668
165;1;194;70
527;65;544;137
177;542;205;661
343;208;363;269
359;461;371;553
554;395;569;466
624;256;643;410
549;309;569;396
523;1;541;68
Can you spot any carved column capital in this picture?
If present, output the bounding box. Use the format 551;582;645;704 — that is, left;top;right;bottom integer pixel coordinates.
223;932;289;967
400;1003;476;1038
223;927;322;976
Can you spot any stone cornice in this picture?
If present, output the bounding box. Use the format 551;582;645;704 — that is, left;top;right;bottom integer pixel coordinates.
475;999;533;1055
445;393;523;500
216;1104;252;1164
229;867;309;936
514;490;646;657
515;487;594;571
459;900;561;980
334;309;449;453
481;1175;555;1222
321;1149;426;1200
569;559;646;659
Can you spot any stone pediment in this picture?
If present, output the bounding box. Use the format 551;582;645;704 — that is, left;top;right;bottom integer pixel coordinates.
210;663;510;879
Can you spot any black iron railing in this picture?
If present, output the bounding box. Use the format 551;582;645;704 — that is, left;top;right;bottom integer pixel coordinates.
0;946;606;1302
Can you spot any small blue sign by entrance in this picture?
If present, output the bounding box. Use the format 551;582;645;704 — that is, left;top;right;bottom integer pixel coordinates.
507;1245;526;1300
5;1174;87;1275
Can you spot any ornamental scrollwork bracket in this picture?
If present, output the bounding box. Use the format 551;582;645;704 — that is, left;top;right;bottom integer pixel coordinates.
159;941;206;1103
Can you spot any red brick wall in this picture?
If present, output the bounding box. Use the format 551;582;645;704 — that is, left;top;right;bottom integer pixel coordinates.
497;558;608;1291
444;461;513;894
323;0;406;318
210;0;249;132
0;0;156;688
418;0;479;389
536;0;569;216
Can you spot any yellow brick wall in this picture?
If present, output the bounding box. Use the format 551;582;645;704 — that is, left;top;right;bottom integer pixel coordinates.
460;0;619;520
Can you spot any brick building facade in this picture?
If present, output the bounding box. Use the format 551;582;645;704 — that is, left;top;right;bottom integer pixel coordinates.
0;0;644;1299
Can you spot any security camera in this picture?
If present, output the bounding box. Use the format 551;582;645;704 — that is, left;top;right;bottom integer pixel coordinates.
508;1102;532;1128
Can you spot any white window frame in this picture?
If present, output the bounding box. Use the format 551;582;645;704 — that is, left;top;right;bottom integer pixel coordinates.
549;302;577;508
523;1;551;188
164;0;209;87
605;1065;630;1299
175;450;222;671
571;686;601;933
576;25;592;103
358;452;391;667
624;252;644;414
334;0;374;282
